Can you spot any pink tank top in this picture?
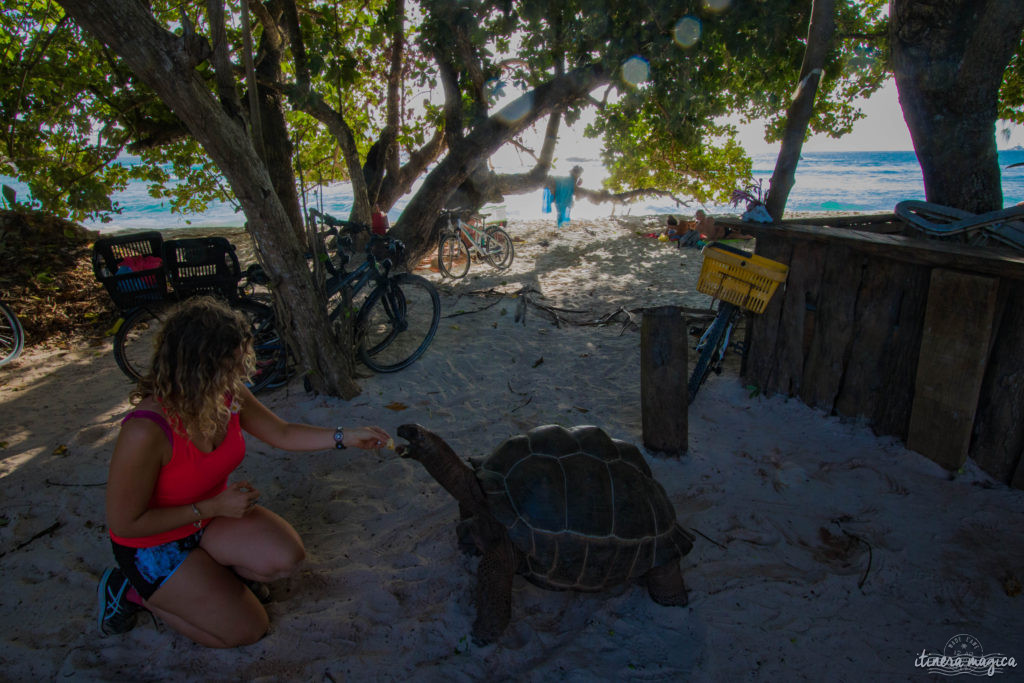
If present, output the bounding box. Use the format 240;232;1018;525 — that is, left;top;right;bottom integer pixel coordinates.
109;404;246;548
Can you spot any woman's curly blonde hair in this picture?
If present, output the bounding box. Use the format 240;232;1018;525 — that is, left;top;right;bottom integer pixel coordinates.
132;297;255;441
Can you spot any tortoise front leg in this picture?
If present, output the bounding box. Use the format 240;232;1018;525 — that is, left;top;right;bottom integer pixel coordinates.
645;562;689;606
472;536;517;645
456;518;481;555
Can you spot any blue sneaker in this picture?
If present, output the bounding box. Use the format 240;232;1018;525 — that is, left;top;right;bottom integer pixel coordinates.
97;567;141;636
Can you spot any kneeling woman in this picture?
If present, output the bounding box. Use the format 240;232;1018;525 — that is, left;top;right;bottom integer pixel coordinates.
97;297;390;648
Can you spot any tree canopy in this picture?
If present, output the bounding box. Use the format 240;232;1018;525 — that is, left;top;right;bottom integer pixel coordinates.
0;1;235;221
3;1;893;226
7;0;928;397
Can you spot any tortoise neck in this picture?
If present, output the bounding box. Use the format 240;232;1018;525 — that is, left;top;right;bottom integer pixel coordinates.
411;442;487;513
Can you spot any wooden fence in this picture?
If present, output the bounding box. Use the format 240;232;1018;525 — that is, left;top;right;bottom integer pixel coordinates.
716;215;1024;490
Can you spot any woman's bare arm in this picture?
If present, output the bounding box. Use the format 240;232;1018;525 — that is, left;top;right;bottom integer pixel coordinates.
236;385;390;451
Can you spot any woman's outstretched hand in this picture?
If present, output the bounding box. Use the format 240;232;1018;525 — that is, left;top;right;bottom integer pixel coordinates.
343;426;392;450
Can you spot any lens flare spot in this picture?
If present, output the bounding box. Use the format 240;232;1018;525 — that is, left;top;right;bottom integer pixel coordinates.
494;92;534;126
703;0;731;11
621;56;650;87
673;16;702;48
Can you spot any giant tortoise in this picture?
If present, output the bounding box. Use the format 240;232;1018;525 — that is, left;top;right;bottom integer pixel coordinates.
397;423;694;643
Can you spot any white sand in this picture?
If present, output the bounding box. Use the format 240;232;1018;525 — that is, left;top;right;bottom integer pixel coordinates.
1;216;1022;680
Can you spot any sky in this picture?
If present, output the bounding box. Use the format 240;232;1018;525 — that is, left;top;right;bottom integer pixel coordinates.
736;80;913;153
735;80;1024;153
524;78;1024;162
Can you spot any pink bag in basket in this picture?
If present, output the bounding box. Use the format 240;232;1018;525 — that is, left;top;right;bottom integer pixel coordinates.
116;255;163;291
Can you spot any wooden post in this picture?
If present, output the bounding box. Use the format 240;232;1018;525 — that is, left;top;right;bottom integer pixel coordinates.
907;269;999;470
641;306;688;455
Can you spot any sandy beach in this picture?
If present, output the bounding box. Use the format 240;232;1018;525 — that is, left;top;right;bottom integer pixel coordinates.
1;215;1022;680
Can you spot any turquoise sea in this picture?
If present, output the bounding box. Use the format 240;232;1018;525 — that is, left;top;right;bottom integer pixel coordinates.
5;149;1024;233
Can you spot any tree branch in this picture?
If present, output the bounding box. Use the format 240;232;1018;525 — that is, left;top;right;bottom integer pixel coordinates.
206;0;242;121
575;186;689;208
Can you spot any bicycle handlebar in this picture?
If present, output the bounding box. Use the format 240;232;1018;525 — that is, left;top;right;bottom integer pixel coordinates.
308;209;372;236
308;208;406;272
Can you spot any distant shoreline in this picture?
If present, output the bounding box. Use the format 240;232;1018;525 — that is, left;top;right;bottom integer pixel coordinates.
11;147;1024;233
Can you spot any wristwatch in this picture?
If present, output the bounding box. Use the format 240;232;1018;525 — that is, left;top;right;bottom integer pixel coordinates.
333;426;346;450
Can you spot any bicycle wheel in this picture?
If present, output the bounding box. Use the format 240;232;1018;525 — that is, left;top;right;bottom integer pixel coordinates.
114;299;287;392
234;299;288;394
114;303;169;382
357;273;441;373
483;226;514;270
438;233;470;279
687;302;738;402
0;301;25;366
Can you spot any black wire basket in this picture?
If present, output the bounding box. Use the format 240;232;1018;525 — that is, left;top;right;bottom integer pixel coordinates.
92;231;168;311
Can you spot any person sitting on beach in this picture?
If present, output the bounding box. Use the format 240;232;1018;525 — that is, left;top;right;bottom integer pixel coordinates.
96;296;391;648
663;216;701;247
695;209;753;242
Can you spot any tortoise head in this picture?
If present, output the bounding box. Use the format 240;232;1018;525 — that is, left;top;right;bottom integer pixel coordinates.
397;423;487;513
396;423;448;460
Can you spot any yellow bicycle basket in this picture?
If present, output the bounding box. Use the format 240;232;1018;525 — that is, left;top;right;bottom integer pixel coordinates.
696;242;789;314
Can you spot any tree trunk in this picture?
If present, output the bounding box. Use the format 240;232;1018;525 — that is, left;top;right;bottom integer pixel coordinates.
58;0;360;398
765;0;835;221
890;0;1024;213
255;1;304;242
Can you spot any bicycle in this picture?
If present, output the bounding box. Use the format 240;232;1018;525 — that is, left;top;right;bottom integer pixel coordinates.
687;242;788;402
301;209;441;373
93;232;287;393
436;208;514;279
0;299;25;366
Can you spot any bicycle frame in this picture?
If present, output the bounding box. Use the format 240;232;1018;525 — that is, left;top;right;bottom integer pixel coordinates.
309;209;440;372
320;238;394;314
307;211;405;322
446;213;503;260
695;305;737;366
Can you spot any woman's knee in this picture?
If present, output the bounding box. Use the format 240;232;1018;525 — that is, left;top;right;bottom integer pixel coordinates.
266;540;305;578
220;608;269;648
243;537;305;580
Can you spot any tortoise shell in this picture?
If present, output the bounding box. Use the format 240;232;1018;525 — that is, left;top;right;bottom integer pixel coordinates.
475;424;693;591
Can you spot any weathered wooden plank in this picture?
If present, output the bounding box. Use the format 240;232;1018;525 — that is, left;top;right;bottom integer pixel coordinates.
969;279;1024;483
781;213;902;231
773;241;826;397
743;234;792;392
869;262;931;440
716;219;1024;281
800;244;865;411
640;306;687;456
833;259;912;422
907;269;999;469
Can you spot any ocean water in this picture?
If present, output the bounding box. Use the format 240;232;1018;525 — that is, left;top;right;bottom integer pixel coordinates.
5;150;1024;233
